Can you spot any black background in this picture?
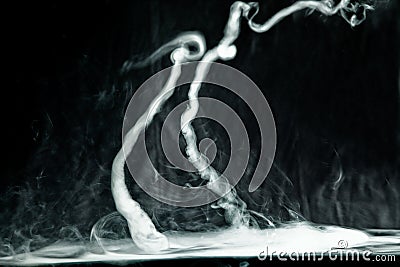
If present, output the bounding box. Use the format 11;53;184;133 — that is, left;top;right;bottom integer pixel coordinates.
1;0;400;259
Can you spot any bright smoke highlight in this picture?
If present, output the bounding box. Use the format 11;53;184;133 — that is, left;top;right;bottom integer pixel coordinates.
1;0;399;265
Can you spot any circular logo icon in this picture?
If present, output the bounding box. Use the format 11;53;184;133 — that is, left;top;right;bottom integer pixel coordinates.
123;62;276;207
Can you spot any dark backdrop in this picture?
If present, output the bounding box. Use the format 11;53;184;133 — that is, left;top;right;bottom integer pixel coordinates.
1;0;400;254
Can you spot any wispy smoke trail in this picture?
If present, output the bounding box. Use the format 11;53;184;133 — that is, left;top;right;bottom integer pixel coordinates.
179;2;255;228
107;33;206;251
246;0;374;32
120;32;206;73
